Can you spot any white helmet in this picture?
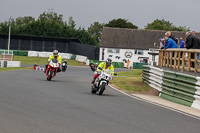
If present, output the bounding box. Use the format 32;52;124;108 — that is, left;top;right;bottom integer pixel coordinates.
53;50;58;57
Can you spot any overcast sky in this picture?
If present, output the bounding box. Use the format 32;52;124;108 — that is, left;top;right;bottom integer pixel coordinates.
0;0;199;31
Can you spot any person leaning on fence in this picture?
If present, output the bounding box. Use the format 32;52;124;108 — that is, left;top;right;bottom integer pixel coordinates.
160;37;177;49
185;32;200;68
165;31;178;44
160;37;177;65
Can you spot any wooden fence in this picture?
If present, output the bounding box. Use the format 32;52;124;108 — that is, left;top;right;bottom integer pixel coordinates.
158;49;200;72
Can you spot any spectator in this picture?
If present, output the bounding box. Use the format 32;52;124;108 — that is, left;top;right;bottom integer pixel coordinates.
165;31;178;44
185;32;199;49
126;59;130;69
159;38;164;47
179;37;185;48
192;31;196;36
161;37;177;65
185;32;199;68
162;37;177;49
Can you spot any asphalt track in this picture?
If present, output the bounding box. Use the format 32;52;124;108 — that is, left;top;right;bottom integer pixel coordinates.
0;66;200;133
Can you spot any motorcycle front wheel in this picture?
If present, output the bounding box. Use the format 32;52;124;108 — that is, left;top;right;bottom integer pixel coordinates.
91;85;97;94
98;82;106;95
48;70;54;81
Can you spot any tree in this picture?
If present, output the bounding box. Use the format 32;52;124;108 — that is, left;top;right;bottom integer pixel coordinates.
68;16;76;29
0;9;98;46
105;18;138;29
145;19;190;32
38;9;64;25
88;22;104;44
15;16;35;27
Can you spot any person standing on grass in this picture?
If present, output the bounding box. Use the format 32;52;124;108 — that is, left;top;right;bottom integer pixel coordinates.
126;59;130;69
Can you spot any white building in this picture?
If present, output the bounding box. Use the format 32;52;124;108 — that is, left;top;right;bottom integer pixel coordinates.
99;27;163;67
99;47;151;67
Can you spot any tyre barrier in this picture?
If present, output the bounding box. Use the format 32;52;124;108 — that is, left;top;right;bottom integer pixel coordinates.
142;65;200;110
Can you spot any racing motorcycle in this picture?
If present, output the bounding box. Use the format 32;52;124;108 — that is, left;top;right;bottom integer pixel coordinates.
91;67;117;95
62;60;67;72
89;63;98;72
46;59;60;81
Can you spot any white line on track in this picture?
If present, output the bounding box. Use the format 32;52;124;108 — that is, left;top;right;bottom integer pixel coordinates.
109;84;200;120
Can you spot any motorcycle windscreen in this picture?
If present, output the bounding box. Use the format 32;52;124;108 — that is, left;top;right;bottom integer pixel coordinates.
51;59;58;63
104;69;111;74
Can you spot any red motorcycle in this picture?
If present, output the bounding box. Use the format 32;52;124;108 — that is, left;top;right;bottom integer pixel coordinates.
46;59;60;81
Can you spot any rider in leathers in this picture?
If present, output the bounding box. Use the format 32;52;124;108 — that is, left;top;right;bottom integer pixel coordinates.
92;58;114;84
44;50;62;73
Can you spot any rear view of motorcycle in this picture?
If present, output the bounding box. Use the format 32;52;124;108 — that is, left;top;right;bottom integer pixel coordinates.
91;68;117;95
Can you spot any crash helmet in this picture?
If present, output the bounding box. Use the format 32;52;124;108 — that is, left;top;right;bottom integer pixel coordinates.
106;58;112;66
53;50;58;57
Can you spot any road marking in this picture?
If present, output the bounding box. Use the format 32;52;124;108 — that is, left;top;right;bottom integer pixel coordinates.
109;84;200;120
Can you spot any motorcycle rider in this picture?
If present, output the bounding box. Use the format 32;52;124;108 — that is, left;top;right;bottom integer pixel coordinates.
91;58;114;84
44;50;62;73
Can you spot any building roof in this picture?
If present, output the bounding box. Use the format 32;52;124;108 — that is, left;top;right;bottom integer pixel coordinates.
100;27;189;50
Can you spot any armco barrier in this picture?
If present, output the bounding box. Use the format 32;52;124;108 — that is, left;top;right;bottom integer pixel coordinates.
142;65;200;110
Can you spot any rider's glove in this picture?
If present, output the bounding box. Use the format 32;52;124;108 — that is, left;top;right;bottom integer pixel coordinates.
97;71;101;75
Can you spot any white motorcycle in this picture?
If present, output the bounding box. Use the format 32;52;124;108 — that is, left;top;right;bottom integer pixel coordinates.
91;67;117;95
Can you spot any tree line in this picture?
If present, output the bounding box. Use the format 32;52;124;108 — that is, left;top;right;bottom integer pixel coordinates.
0;9;190;46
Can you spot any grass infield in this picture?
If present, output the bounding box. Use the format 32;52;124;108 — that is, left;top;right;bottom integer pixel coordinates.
112;69;153;94
0;56;85;72
14;56;85;66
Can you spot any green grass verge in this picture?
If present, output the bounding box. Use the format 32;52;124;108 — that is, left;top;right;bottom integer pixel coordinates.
112;69;152;93
14;56;85;66
0;67;32;71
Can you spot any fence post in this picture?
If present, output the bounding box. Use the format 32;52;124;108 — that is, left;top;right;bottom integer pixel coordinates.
174;51;177;69
182;52;185;72
177;51;181;71
167;51;169;67
188;52;191;71
159;50;163;67
195;52;197;72
170;51;173;67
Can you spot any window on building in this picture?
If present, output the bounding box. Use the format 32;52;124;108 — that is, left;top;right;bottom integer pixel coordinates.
137;50;143;55
135;49;144;55
107;48;120;53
